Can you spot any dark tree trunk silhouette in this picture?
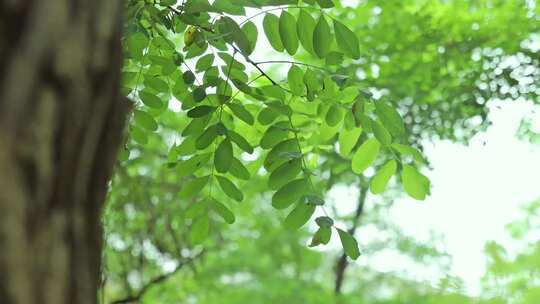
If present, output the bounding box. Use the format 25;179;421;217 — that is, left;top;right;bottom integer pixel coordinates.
0;1;128;303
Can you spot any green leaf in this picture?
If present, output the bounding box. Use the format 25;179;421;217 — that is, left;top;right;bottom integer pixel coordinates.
187;105;216;118
309;227;331;247
272;178;309;210
185;201;207;219
391;143;427;164
229;157;250;180
144;76;169;92
182;116;209;137
402;164;430;200
351;138;380;174
375;102;406;138
228;130;254;154
175;136;197;156
313;15;332;58
195;54;215;72
257;107;279;125
288;65;306;96
333;19;359;59
183;71;195;85
209;198;235;224
326;51;344;65
372;120;392;145
337;228;360;259
196;125;218;149
241;21;258;54
216;122;228;135
139;91;163;108
227;102;254;125
185;0;212;13
316;0;334;8
126;32;148;59
259;85;285;100
268;158;302;190
284;202;315;230
215;139;233;173
267;101;292;116
177;153;211;177
133;110;158;131
315;216;334;227
192;87;207;103
260;125;289;149
216;175;243;202
304;194;325;205
212;0;245;15
303;68;322;95
218;16;253;54
370;160;397;194
279;11;299;55
325;104;343;127
263;13;284;52
190;215;210;244
296;10;316;55
264;139;300;171
218;52;246;70
179;175;210;198
338;127;362;157
357;114;374;133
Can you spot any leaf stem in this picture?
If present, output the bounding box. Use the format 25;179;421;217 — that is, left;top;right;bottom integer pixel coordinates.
238;5;327;26
255;60;328;72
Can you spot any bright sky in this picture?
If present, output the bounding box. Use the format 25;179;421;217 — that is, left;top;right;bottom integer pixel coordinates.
386;100;540;294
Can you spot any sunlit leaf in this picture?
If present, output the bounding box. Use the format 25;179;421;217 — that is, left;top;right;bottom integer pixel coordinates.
288;65;306;96
402;164;431;200
333;19;359;59
370;160;397;194
372;120;392;146
296;10;316;55
337;228;360;259
313;15;332;58
339;127;362;157
351;138;380;174
263;13;284;52
279;11;299;55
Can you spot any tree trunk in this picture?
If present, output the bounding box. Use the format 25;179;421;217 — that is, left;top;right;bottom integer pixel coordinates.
0;1;128;303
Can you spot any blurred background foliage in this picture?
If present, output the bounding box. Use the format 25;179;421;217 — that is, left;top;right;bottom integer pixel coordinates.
103;0;539;303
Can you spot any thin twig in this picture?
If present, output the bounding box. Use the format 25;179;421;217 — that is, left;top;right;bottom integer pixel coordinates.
256;60;328;71
110;252;203;304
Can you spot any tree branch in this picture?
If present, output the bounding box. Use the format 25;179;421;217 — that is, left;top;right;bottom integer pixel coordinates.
255;60;329;72
110;252;203;304
334;185;368;294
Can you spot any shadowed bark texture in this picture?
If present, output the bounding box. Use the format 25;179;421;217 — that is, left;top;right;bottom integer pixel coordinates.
0;1;129;303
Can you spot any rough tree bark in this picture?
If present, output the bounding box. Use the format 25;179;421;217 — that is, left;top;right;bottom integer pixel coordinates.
0;1;129;303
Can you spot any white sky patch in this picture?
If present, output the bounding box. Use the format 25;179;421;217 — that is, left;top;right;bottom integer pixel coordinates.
388;100;540;294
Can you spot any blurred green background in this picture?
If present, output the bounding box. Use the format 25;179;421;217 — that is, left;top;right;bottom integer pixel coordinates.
103;1;540;303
